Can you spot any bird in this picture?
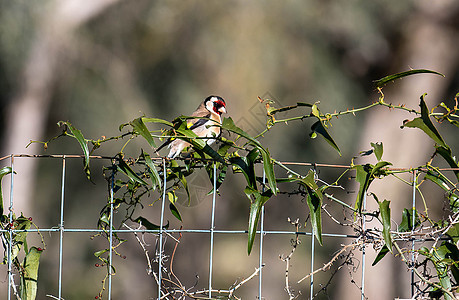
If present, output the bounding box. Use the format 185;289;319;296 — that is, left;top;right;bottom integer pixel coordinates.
156;95;227;159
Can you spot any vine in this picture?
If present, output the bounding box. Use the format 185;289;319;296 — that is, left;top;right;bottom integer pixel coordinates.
2;69;459;299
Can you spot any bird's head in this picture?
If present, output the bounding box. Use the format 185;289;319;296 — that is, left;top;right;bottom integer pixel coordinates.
205;95;227;115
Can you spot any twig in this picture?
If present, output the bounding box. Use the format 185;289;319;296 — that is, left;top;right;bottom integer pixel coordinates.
123;223;153;275
280;218;302;299
298;240;363;284
228;266;264;298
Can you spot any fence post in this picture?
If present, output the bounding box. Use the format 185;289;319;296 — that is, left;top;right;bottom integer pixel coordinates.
411;170;417;297
361;192;367;300
209;163;217;298
158;158;167;299
7;155;14;300
107;160;115;300
58;156;66;299
258;170;266;299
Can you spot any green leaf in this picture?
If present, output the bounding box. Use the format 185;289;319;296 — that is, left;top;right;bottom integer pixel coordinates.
260;148;276;194
374;69;444;88
130;117;157;148
447;224;459;244
434;244;454;300
370;142;383;161
94;249;108;258
398;208;420;232
134;216;169;230
435;146;459;181
229;150;258;190
58;121;91;179
443;242;459;284
370;161;392;177
353;164;372;213
141;151;161;191
311;103;320;118
206;162;228;195
379;200;393;253
141;117;174;127
5;215;32;264
305;186;323;246
0;166;13;216
402;94;448;149
116;157;149;186
292;170;323;245
168;192;182;221
246;187;273;255
311;120;341;156
20;247;42;300
353;161;392;213
168;161;191;204
425;170;459;212
221;117;277;193
372;245;390;266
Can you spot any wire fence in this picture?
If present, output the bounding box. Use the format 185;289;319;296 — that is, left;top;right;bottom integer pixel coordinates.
0;154;445;299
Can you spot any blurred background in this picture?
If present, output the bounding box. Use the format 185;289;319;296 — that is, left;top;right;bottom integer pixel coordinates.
0;0;458;299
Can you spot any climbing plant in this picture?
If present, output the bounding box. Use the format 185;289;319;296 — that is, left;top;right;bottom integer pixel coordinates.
3;69;459;299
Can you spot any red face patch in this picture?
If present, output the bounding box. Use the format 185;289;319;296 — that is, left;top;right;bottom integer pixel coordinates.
213;100;226;114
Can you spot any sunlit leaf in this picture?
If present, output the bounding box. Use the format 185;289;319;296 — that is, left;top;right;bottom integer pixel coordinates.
58;121;91;179
311;104;320;118
168;192;182;221
447;224;459;244
117;157;149;186
353;164;372;213
402;94;448;149
292;170;323;245
94;249;108;258
370;142;383;161
374;69;444;88
246;187;273;255
141;151;161;191
0;166;13;216
5;215;32;264
353;161;392;213
379;200;392;253
260;148;276;193
130;117;157;148
20;247;42;300
141;117;174;127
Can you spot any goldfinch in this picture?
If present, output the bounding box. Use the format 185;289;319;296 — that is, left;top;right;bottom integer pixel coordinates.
157;96;227;159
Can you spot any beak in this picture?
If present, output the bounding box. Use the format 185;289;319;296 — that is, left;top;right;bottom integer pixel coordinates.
220;106;227;114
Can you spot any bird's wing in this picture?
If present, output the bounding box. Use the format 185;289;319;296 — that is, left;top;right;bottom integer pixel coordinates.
189;113;211;131
155;137;172;153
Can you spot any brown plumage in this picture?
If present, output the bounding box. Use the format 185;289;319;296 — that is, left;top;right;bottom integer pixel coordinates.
157;96;227;159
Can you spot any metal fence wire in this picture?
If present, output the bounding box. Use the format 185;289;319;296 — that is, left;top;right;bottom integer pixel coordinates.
0;154;451;299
